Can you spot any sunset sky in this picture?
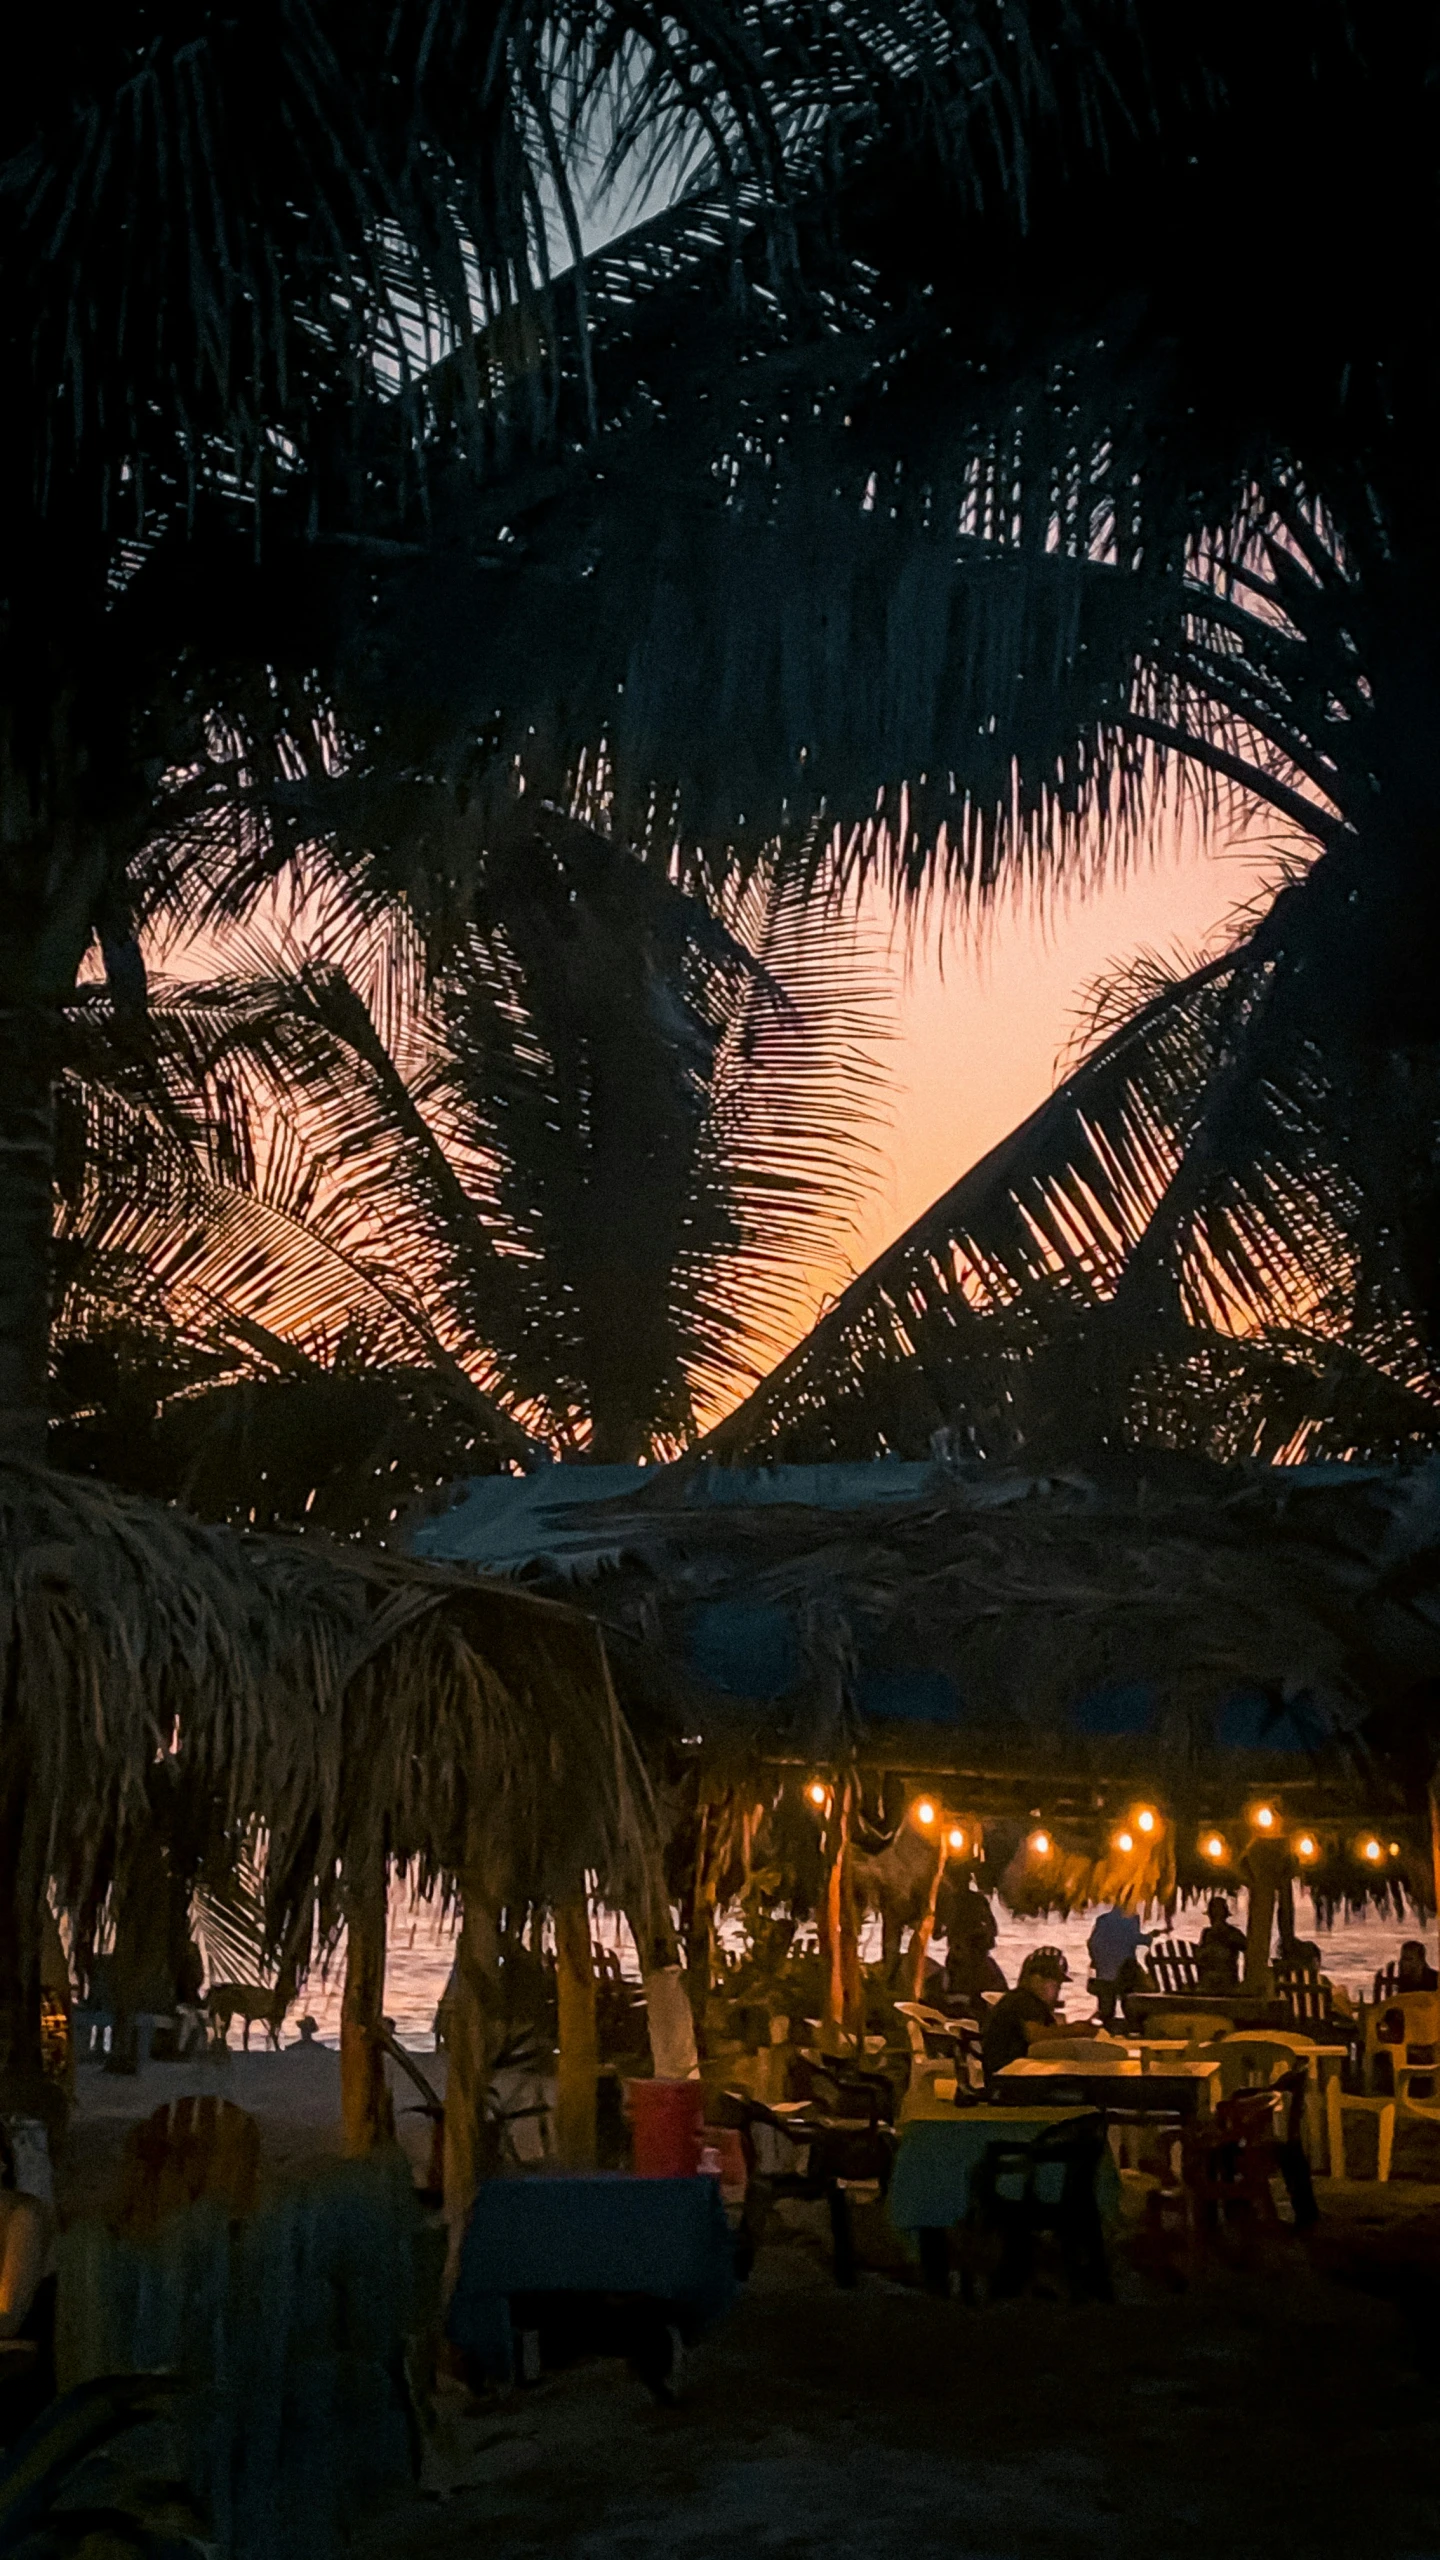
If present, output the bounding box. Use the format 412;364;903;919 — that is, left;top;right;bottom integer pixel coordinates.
818;811;1285;1317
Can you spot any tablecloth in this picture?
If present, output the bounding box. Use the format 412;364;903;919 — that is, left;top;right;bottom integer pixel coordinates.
447;2173;737;2372
887;2105;1121;2234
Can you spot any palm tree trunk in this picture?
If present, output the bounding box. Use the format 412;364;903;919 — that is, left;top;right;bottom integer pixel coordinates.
443;1881;506;2251
625;1894;699;2079
0;1780;42;2115
554;1896;598;2167
0;1008;56;1465
1244;1844;1285;1991
341;1850;395;2156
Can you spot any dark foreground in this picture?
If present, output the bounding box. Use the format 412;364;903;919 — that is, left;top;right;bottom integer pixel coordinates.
372;2182;1440;2560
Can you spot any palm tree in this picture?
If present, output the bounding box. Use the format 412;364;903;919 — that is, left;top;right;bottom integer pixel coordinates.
6;0;1029;1465
399;6;1438;1459
52;822;886;1515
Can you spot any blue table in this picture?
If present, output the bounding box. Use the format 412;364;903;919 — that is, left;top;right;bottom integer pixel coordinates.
447;2174;737;2386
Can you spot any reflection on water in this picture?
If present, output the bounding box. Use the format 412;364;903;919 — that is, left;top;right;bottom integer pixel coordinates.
287;1888;1432;2050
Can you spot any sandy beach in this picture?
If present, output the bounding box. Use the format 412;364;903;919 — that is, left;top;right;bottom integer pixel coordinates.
368;2177;1440;2560
54;2042;448;2222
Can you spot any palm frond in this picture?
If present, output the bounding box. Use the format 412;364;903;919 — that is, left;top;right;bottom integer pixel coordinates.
56;823;888;1476
693;882;1440;1469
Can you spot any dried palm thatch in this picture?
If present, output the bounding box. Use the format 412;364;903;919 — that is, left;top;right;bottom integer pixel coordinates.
279;1546;659;1942
0;1463;657;2028
517;1455;1440;1914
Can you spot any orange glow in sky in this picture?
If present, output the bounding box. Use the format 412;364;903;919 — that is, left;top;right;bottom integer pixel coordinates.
804;812;1283;1330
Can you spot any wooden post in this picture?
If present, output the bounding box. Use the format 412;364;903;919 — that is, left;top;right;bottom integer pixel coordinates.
554;1894;598;2168
813;1777;865;2053
443;1881;505;2248
1429;1779;1440;1967
1244;1843;1286;1991
909;1832;948;2001
340;1849;394;2157
1276;1875;1298;1966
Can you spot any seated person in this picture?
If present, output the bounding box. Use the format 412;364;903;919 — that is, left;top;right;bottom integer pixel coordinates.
980;1948;1099;2090
1398;1940;1439;1994
943;1894;1008;2016
1086;1904;1152;2028
1195;1897;1247;1993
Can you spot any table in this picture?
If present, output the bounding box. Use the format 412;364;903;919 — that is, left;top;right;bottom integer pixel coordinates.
996;2056;1221;2119
447;2174;737;2385
888;2102;1120;2293
889;2103;1119;2230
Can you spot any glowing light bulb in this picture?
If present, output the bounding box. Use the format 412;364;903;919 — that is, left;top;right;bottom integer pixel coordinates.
947;1827;967;1853
806;1780;827;1808
1204;1835;1226;1861
1389;1843;1402;1857
1136;1808;1157;1835
1255;1805;1276;1831
1297;1835;1317;1860
1031;1831;1051;1858
1363;1837;1383;1862
915;1799;936;1827
1116;1831;1135;1854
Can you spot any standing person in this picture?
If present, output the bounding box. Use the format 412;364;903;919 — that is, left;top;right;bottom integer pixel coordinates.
1196;1897;1247;1993
943;1893;1008;2017
1086;1905;1152;2028
980;1949;1099;2092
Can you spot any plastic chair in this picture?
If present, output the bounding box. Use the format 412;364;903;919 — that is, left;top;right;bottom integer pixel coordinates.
963;2117;1112;2303
716;2084;897;2288
1164;2087;1283;2271
1149;1940;1201;1996
893;2002;963;2101
1325;2075;1395;2181
1149;2011;1232;2044
1274;1969;1335;2032
1364;1993;1440;2094
110;2096;260;2237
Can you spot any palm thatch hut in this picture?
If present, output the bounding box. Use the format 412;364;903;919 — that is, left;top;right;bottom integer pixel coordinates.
0;1464;662;2217
416;1451;1440;2037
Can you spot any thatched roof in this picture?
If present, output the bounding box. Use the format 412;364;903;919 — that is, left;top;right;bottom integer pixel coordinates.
424;1453;1440;1909
0;1465;654;1953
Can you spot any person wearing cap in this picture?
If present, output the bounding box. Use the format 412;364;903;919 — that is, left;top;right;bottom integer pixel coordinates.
980;1947;1099;2091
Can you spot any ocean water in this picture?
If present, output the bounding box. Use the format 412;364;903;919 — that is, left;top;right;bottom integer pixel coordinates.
286;1888;1428;2050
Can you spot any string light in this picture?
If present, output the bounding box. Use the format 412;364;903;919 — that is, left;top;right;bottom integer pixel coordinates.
1203;1835;1226;1861
1296;1834;1317;1861
914;1799;936;1828
1362;1837;1383;1862
1136;1808;1157;1835
1254;1805;1276;1831
1115;1830;1134;1854
1030;1830;1051;1858
1389;1843;1402;1857
947;1827;967;1853
806;1780;827;1808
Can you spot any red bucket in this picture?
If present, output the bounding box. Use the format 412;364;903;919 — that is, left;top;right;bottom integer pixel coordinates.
626;2075;705;2176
